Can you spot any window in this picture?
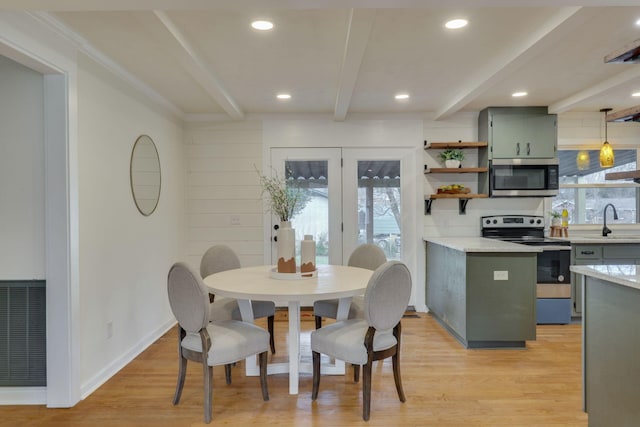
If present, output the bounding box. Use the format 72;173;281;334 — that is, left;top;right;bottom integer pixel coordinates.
552;149;638;225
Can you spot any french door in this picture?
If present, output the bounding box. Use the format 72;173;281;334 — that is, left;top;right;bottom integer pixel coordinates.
269;147;410;269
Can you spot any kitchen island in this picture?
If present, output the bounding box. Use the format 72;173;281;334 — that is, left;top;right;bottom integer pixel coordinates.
425;237;540;349
571;264;640;427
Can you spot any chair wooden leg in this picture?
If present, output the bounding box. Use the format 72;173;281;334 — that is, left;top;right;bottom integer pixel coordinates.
173;354;187;405
224;364;232;385
311;351;321;400
362;361;373;421
259;351;269;401
268;315;276;354
392;351;406;402
203;364;213;424
314;315;322;330
353;364;360;383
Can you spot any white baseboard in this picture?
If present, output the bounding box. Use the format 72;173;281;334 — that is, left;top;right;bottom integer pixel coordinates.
80;318;176;400
0;387;46;405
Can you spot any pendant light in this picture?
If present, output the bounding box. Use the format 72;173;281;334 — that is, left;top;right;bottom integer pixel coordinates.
599;108;614;168
576;150;590;170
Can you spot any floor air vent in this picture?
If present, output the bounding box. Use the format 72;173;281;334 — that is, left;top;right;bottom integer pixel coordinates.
0;280;46;386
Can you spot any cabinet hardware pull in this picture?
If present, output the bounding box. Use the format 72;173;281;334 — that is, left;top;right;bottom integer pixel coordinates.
526;142;530;155
581;250;595;255
516;142;520;155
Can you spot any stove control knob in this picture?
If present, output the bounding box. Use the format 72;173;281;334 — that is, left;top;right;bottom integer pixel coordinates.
485;219;491;224
529;219;534;224
536;219;542;224
493;219;498;224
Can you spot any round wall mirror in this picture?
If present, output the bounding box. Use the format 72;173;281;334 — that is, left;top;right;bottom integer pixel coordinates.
130;135;161;216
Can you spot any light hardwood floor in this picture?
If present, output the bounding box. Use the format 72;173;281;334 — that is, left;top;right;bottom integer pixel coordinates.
2;314;588;426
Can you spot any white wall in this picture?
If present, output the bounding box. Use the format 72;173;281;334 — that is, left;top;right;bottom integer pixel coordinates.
185;118;424;308
0;55;45;279
184;120;264;269
76;53;186;397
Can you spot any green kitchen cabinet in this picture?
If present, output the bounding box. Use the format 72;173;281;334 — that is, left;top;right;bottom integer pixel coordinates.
426;242;537;348
478;107;557;160
571;243;640;315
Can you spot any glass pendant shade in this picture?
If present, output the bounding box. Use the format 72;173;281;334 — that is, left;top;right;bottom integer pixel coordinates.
599;108;614;168
576;150;590;170
599;141;614;168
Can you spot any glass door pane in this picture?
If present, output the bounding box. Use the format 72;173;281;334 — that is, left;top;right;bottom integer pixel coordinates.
343;149;410;263
356;160;402;260
270;148;342;266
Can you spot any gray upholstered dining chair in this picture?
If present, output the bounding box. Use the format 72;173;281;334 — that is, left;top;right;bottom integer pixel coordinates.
311;260;411;421
200;245;276;355
167;262;269;424
313;243;387;329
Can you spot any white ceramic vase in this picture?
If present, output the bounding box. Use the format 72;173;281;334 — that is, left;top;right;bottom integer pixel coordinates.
277;221;296;273
300;234;316;276
445;159;461;168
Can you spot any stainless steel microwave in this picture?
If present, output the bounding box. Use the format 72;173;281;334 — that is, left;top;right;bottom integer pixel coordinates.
489;158;559;197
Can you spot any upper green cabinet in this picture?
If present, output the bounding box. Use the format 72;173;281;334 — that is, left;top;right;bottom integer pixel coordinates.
478;107;557;159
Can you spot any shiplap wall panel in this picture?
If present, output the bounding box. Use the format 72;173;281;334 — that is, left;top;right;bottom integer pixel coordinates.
185;121;264;269
189;213;263;228
187;185;260;200
189;157;262;172
188;199;262;214
188;171;260;187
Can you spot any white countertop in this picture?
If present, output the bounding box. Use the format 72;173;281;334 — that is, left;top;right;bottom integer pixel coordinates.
558;235;640;244
571;264;640;291
424;236;542;253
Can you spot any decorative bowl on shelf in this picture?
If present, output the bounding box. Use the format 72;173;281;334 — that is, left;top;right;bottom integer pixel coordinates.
437;184;470;194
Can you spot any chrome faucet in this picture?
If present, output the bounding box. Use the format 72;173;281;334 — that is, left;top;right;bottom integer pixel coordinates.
602;203;619;237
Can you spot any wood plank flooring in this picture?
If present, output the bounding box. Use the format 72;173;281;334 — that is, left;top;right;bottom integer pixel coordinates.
1;314;588;426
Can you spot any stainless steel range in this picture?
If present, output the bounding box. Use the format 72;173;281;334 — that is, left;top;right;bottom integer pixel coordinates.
481;215;572;324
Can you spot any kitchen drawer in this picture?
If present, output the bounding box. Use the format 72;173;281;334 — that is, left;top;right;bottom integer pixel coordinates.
574;246;602;260
536;298;571;324
537;283;571;298
603;245;640;259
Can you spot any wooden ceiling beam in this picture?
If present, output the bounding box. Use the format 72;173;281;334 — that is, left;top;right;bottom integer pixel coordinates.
434;7;583;121
334;9;376;122
152;10;244;120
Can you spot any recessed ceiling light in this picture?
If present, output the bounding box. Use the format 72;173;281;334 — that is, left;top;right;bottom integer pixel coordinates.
277;93;291;100
251;20;274;31
512;91;528;97
632;92;640;97
635;18;640;26
395;93;410;100
445;19;468;29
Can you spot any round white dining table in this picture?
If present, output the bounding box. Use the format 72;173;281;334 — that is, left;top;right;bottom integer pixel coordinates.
203;264;373;394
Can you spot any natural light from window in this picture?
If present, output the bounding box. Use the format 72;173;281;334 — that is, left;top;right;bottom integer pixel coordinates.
552;149;638;225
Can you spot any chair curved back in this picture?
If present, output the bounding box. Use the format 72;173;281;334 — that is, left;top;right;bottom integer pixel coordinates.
167;262;210;333
363;261;412;331
200;244;241;278
348;243;387;271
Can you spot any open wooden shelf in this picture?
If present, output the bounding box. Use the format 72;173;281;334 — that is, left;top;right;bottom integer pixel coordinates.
424;193;488;215
428;193;488;200
425;167;488;174
605;170;640;183
424;141;488;149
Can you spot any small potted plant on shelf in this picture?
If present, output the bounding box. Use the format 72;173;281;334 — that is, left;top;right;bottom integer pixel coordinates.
549;210;562;227
439;148;465;168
